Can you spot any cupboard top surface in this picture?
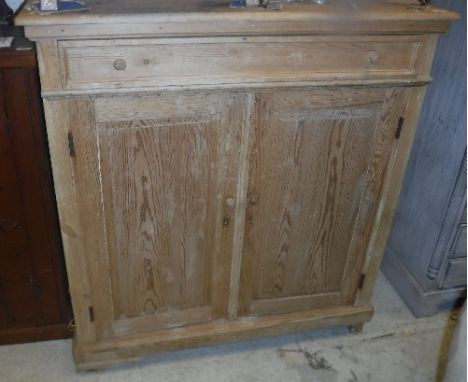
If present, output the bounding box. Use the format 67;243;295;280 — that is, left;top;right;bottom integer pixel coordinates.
16;0;458;32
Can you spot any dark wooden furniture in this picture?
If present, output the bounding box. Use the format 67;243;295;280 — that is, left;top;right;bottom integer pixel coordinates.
382;0;466;317
0;27;71;344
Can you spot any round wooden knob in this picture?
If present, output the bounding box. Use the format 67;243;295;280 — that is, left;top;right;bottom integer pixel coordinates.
113;58;127;71
368;51;379;65
225;198;236;208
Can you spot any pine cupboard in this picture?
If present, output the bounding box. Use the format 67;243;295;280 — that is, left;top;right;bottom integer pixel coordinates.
16;0;458;370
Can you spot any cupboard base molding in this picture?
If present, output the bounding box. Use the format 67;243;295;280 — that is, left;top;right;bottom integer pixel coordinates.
74;305;373;371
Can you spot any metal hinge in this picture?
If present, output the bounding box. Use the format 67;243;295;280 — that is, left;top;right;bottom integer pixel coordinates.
67;131;76;157
67;318;76;332
88;306;94;322
395;117;404;139
358;274;366;290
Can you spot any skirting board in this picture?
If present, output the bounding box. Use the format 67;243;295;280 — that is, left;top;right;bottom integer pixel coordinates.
0;323;72;345
74;305;373;370
382;246;465;318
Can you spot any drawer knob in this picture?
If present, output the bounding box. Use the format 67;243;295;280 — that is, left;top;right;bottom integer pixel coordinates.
368;51;379;65
225;197;236;208
113;58;127;71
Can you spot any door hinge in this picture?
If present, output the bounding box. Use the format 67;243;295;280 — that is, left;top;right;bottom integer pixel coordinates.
358;274;366;290
88;306;94;322
67;318;76;332
67;131;76;157
395;117;404;139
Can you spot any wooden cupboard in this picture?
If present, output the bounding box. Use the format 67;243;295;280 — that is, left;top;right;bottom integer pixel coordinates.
17;0;458;370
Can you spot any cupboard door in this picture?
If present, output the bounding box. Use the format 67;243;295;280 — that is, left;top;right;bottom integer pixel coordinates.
238;88;408;317
59;92;248;341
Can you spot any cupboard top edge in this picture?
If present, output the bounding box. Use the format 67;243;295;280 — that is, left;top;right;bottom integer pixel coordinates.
15;0;458;36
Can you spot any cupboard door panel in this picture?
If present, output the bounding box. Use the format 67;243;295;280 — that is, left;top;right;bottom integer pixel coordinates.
100;117;216;319
65;93;247;340
238;88;407;316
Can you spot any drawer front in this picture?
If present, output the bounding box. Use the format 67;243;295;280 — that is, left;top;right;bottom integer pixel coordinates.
450;224;467;258
441;258;467;289
59;37;422;90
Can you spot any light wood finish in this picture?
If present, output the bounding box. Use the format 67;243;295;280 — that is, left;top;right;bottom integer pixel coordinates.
17;0;457;370
76;305;373;370
51;92;248;341
42;100;97;345
20;33;442;95
16;0;458;39
239;88;409;317
58;36;422;91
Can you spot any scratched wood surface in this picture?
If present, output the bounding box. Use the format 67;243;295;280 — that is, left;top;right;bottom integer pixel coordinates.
16;0;456;369
57;93;247;340
58;37;421;91
238;88;406;316
16;0;458;27
100;116;215;319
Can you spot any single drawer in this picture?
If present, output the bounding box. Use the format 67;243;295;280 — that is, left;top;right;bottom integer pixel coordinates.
58;36;422;90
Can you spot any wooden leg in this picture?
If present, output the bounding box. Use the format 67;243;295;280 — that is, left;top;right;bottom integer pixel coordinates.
348;323;364;333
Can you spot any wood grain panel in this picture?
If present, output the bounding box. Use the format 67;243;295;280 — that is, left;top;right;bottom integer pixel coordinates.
17;0;458;45
99;116;217;318
238;88;402;316
63;92;248;339
77;304;373;370
341;88;410;305
107;305;212;337
59;37;421;90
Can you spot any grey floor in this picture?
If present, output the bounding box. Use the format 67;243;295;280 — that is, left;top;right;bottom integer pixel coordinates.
0;273;456;382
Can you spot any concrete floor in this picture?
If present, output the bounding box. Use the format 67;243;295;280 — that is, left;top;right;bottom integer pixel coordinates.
0;273;456;382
